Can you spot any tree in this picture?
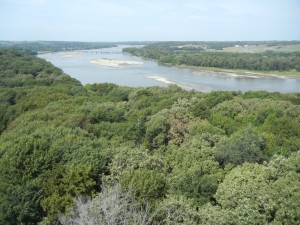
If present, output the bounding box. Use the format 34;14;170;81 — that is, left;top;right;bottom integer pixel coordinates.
215;126;267;167
145;109;170;149
120;168;166;203
155;195;200;224
167;135;225;205
59;185;152;225
41;166;96;218
199;151;300;224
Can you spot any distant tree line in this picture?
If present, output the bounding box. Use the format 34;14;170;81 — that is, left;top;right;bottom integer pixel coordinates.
0;41;118;53
129;41;300;51
124;42;300;71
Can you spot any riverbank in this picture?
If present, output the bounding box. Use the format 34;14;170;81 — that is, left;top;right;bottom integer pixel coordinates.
42;51;83;59
146;75;212;92
177;65;300;79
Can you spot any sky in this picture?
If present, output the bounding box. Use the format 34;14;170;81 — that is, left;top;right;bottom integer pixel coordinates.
0;0;299;41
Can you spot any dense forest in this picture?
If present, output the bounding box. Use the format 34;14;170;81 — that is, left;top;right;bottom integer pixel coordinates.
0;41;118;53
0;41;154;54
125;41;300;51
0;48;300;224
123;42;300;72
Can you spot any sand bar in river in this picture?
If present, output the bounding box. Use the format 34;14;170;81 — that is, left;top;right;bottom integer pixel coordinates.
90;58;143;68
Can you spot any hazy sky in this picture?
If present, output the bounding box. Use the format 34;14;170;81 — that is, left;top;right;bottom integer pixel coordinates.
0;0;299;41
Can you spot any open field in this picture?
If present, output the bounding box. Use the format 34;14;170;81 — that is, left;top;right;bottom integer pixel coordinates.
272;44;300;52
219;44;300;53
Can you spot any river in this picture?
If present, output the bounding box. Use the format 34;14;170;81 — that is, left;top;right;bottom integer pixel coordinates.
38;45;300;93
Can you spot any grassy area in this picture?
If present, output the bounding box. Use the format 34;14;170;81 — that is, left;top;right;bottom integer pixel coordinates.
178;65;300;77
272;44;300;52
219;44;300;53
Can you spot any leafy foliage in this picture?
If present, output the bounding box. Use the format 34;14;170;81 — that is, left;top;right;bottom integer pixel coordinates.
215;126;267;167
199;152;300;224
0;49;299;224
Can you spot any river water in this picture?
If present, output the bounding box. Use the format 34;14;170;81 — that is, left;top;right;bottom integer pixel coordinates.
38;45;300;93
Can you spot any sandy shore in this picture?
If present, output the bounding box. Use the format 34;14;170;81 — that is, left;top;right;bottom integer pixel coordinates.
192;71;261;79
40;52;83;59
147;75;212;92
90;58;143;68
60;52;83;58
178;65;300;80
147;76;176;85
191;69;300;80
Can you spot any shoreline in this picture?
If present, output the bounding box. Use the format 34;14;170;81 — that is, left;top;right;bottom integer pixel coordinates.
146;75;212;92
177;65;300;80
131;53;300;79
39;51;83;59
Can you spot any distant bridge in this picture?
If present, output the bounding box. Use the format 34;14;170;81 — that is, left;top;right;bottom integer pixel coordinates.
89;51;122;54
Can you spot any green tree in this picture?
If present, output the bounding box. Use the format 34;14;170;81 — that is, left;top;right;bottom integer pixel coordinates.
41;166;96;218
167;135;225;205
215;126;267;167
199;151;300;224
120;168;166;203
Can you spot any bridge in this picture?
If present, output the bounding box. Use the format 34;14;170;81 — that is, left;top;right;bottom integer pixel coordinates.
89;51;122;54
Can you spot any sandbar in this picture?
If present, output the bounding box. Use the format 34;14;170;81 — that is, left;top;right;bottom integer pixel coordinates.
147;76;176;85
40;52;83;59
90;58;143;68
147;75;212;92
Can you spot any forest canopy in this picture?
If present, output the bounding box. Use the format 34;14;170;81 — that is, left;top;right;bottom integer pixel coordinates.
0;49;299;224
